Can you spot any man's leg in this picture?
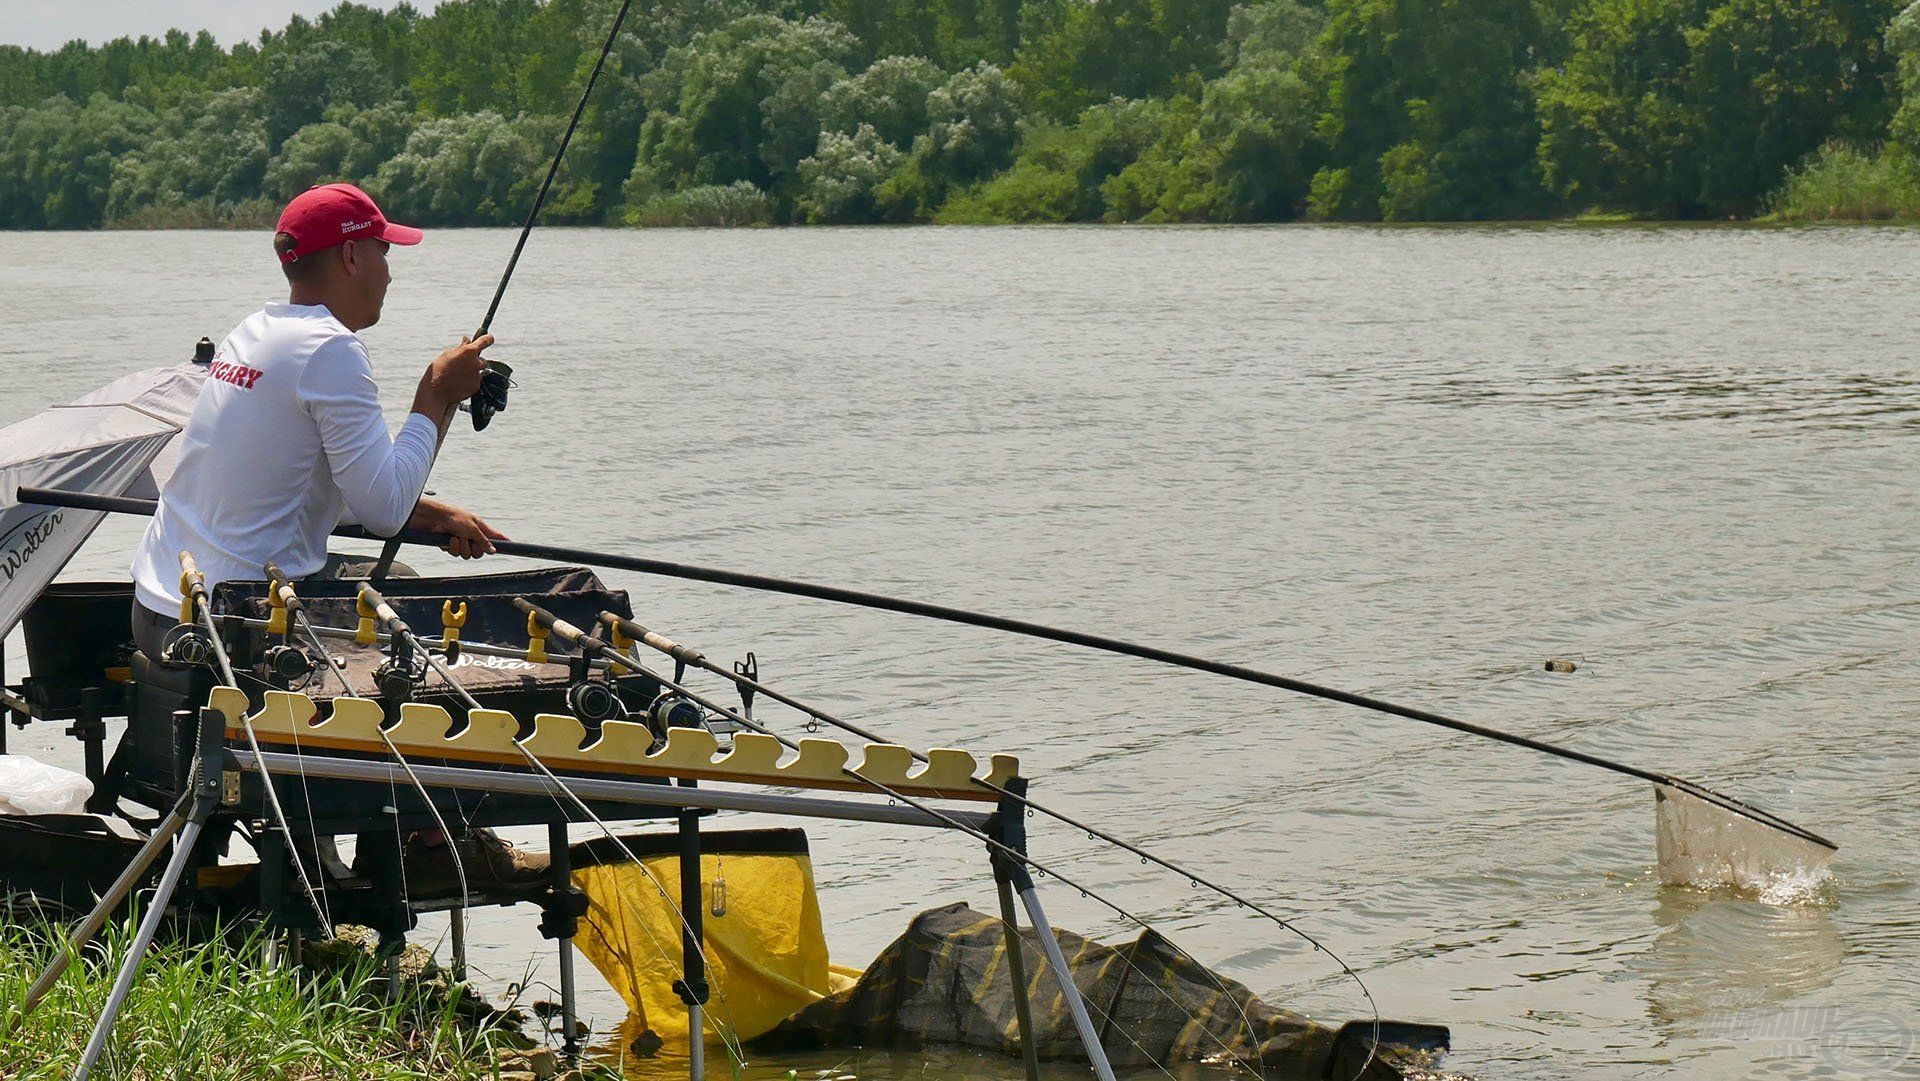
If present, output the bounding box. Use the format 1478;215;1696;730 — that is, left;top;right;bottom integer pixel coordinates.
314;552;418;580
129;600;176;661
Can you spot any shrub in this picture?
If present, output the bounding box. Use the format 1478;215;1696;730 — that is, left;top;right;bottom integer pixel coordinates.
626;181;775;225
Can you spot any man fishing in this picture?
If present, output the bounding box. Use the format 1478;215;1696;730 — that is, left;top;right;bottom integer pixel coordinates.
127;182;544;891
129;182;501;657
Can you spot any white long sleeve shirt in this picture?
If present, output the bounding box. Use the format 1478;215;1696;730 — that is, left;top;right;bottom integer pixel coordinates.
131;302;437;614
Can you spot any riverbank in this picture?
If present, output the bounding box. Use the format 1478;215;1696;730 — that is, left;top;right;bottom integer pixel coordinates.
0;914;614;1080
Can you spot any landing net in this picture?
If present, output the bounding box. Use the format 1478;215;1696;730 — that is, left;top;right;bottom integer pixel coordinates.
1654;780;1835;895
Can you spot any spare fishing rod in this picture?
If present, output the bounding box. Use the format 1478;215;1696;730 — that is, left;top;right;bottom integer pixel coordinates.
464;0;636;432
179;552;334;938
271;567;473;960
355;584;753;1068
517;599;1380;1078
23;487;1836;860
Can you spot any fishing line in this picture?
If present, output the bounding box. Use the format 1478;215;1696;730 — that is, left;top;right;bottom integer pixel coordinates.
604;628;1289;1079
181;553;334;939
262;565;373;934
525;603;1375;1080
609;610;1365;939
600;612;1377;1076
644;674;1335;1080
361;587;750;1068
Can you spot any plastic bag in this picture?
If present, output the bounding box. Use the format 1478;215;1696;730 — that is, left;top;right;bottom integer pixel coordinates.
0;754;93;815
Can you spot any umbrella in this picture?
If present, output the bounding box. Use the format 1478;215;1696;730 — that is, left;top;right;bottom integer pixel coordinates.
0;363;205;636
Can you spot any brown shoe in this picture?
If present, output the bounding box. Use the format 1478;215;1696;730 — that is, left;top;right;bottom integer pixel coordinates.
404;829;551;897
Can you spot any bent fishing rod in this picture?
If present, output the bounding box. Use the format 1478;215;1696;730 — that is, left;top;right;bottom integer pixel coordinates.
465;0;636;431
20;486;1834;850
511;599;1377;1080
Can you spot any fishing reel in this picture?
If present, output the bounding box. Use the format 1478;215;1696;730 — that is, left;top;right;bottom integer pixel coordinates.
566;677;627;727
262;643;317;689
160;623;215;668
469;360;513;431
373;631;428;705
642;691;743;746
647;691;708;733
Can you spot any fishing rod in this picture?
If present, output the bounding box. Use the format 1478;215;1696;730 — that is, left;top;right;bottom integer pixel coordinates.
20;487;1835;854
267;565;473;961
465;0;636;431
355;584;753;1068
516;599;1379;1080
180;552;335;938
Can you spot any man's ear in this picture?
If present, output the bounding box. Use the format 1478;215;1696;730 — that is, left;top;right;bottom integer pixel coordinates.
338;240;361;278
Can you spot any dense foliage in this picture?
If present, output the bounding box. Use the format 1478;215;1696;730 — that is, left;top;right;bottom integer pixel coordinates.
3;0;1918;226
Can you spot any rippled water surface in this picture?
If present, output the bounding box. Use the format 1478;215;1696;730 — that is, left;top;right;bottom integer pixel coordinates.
4;225;1917;1079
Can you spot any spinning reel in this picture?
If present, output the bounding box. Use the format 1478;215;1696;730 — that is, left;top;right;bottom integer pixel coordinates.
160;623;216;668
262;643;316;687
373;630;429;706
567;676;627;727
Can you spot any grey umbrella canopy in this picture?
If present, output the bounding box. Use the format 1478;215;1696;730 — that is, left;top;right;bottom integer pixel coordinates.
0;362;205;635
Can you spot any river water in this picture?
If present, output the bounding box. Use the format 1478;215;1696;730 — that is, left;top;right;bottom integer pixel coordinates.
3;225;1916;1080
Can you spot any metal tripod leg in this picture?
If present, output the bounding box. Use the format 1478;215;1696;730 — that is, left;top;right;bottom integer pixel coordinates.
15;790;193;1019
449;906;468;983
70;706;225;1081
1018;884;1118;1081
988;777;1117;1081
995;876;1043;1081
988;780;1043;1081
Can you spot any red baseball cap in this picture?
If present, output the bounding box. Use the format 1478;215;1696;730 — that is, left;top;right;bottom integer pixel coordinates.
275;182;423;264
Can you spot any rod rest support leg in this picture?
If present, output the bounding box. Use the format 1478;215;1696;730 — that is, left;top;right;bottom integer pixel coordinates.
985;776;1036;891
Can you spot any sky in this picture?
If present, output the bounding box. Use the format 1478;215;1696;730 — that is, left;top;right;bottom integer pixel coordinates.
0;2;442;51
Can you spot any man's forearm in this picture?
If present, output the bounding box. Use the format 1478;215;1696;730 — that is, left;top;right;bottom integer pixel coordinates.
406;495;453;532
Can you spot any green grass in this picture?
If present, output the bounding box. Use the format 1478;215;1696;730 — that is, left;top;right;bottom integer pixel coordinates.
0;910;569;1081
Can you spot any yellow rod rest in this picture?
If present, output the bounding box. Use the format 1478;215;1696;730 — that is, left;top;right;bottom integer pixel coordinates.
354;592;378;645
176;551;201;625
442;600;468;661
526;608;548;664
266;577;289;636
602;615;633;675
441;600;468;640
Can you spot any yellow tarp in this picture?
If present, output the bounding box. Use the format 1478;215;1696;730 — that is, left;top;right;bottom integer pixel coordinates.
571;829;857;1046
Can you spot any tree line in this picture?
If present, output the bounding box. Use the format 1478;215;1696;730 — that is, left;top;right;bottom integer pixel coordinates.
3;0;1918;228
